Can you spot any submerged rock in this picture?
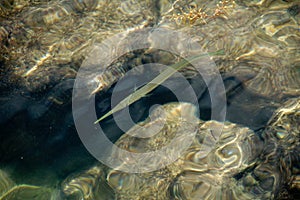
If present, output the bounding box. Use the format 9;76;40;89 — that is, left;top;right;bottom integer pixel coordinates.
1;0;299;99
263;97;300;199
62;99;300;199
0;170;54;200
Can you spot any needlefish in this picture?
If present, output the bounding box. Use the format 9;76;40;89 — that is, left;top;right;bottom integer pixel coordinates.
94;49;224;124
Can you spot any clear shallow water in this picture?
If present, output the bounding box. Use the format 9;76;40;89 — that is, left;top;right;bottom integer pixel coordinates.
0;0;299;199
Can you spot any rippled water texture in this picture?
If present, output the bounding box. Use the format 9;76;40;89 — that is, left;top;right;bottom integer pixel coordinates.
0;0;299;199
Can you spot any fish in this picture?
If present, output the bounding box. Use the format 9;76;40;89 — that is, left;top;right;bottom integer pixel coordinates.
94;49;224;124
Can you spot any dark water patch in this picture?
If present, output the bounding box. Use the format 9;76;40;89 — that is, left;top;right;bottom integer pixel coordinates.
0;79;98;186
223;74;279;131
0;79;74;124
0;64;283;190
288;4;300;17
